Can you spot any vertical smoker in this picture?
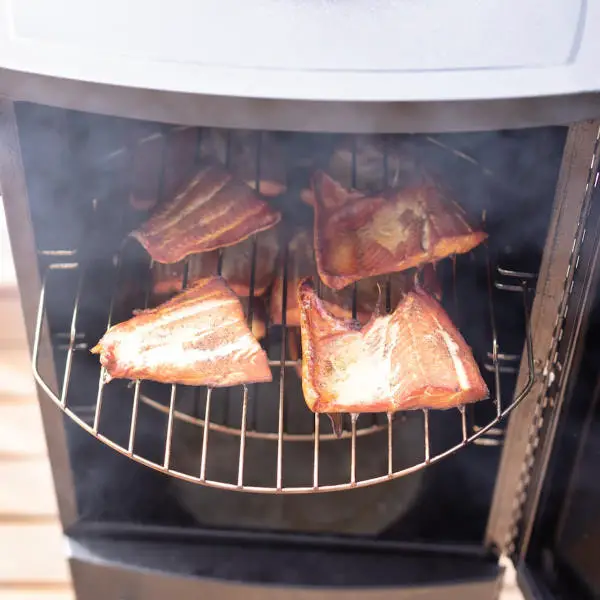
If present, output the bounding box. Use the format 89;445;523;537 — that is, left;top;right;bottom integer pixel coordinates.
1;1;600;599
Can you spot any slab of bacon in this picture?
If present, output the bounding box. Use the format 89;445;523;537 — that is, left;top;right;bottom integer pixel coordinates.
298;278;488;413
130;159;281;264
91;277;272;387
240;297;268;341
286;327;303;378
269;229;314;327
150;226;279;303
129;129;165;212
311;171;487;290
220;227;280;297
129;126;200;212
151;253;220;303
269;228;442;327
200;129;287;197
300;135;431;206
151;260;268;341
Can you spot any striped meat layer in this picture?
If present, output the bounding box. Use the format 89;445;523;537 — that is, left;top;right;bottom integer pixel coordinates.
269;228;441;328
150;225;279;301
91;277;272;387
311;171;487;290
130;160;281;264
298;278;488;413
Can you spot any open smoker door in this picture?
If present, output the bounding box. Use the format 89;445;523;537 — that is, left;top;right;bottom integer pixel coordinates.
487;120;600;599
2;93;598;599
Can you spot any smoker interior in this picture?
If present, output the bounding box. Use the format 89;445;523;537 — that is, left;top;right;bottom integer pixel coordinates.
15;103;568;548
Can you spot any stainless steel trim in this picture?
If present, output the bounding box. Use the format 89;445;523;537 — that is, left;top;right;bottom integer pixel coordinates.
485;119;600;554
0;96;79;528
2;70;600;133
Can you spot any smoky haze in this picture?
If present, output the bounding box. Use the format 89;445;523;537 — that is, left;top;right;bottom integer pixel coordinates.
12;102;568;543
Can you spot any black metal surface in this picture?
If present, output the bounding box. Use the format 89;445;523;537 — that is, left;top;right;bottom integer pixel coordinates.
517;563;554;600
67;533;502;599
483;120;600;558
11;104;567;543
0;98;80;528
503;146;600;599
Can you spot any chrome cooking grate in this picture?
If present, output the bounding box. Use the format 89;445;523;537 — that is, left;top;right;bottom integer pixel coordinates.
31;129;536;493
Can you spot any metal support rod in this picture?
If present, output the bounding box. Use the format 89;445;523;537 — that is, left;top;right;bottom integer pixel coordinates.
424;409;431;463
276;243;289;490
199;388;212;481
485;244;502;418
126;257;154;446
237;386;249;487
461;407;468;443
350;413;358;485
164;384;177;469
61;268;86;408
387;412;394;476
313;413;320;489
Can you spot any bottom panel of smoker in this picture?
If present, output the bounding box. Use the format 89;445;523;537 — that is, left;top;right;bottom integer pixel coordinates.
67;535;503;600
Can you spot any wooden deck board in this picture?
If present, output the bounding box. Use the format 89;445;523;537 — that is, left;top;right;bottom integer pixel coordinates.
0;461;58;516
0;591;74;600
0;402;49;457
0;201;74;596
0;524;71;583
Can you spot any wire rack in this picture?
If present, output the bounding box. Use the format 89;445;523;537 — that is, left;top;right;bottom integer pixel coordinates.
31;128;536;493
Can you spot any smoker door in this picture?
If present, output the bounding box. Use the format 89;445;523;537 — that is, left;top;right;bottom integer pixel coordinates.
486;119;600;599
66;534;502;600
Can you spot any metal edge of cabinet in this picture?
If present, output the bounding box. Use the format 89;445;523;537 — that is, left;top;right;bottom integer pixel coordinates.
512;141;600;591
485;120;600;565
0;96;79;529
66;535;503;600
2;68;600;134
516;563;553;600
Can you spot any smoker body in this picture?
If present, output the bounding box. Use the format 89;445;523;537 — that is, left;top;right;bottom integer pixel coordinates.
1;3;600;599
1;0;600;132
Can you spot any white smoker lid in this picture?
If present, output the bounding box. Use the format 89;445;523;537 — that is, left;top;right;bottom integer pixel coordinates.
0;0;597;103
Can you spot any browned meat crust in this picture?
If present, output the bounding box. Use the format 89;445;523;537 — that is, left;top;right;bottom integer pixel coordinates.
298;278;488;413
91;277;272;387
310;171;486;290
131;160;281;264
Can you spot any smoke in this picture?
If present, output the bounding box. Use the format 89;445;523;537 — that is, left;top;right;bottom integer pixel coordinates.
15;103;569;543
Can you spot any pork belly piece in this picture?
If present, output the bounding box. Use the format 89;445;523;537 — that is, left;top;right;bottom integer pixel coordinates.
239;297;268;341
300;135;430;206
91;277;272;387
311;171;486;290
129;126;198;212
420;262;443;303
269;228;442;327
220;226;280;297
151;259;268;341
126;125;163;212
286;327;303;378
269;229;315;327
130;159;281;264
298;278;488;413
270;228;380;326
150;226;278;301
161;127;200;201
200;129;287;197
322;264;443;321
151;253;220;303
